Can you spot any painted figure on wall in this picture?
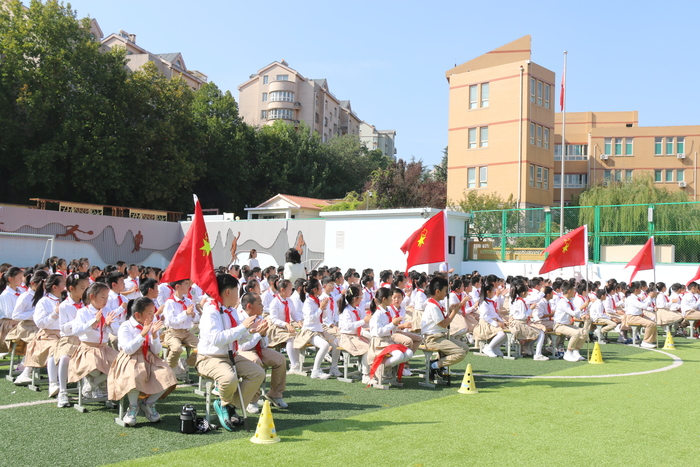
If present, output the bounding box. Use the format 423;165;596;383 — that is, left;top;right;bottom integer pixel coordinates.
294;232;306;256
56;224;93;242
132;231;144;252
229;231;241;264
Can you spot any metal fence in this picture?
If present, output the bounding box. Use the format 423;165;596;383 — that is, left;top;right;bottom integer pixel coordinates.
466;202;700;264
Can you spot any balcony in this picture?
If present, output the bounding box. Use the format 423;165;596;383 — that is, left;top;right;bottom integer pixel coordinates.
269;80;296;92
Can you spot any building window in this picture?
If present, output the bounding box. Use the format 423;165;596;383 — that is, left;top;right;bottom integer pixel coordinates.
467;167;476;188
537;81;543;106
665;169;674;183
555;144;588;160
654;137;663;155
544;128;550;149
481;83;489;108
262;92;268;102
544;84;550;109
448;236;456;255
625;170;633;181
529;164;535;186
263;75;269;84
267;109;294;120
677;137;685;154
479;166;488;187
469;85;478;109
175;60;182;68
324;117;328;127
625;138;633;156
480;127;488;147
315;112;319;123
554;174;588;189
468;128;477;149
678;169;685;182
604;138;612;155
269;91;294;102
614;170;622;182
654;170;662;182
529;123;535;145
604;170;612;182
261;110;267;119
536;125;542;147
530;78;535;103
543;168;549;189
276;74;289;81
614;138;622;156
666;137;674;155
536;166;543;188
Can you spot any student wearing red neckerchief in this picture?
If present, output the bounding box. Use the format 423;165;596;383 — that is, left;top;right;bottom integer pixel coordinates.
6;270;48;376
267;279;303;374
162;279;199;373
474;282;507;357
338;285;372;383
508;281;549;361
447;279;478;344
408;274;428;333
572;281;593;336
105;272;129;350
368;287;413;382
531;286;556;333
0;266;23;352
109;297;176;427
360;275;376;313
654;282;682;329
319;276;343;377
389;288;421;376
553;281;588;362
421;276;469;378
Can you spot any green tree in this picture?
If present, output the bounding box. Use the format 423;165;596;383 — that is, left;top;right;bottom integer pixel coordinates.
366;158;446;209
432;146;448;183
452;190;517;241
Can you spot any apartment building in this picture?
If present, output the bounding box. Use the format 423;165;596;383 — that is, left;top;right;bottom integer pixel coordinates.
447;36;699;208
238;61;376;143
359;122;396;159
101;30;207;91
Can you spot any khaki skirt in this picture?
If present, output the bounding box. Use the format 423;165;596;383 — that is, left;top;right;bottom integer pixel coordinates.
530;319;555;332
293;328;336;349
53;335;81;364
339;333;370;356
0;318;18;353
474;319;501;342
367;335;394;363
68;341;118;382
508;319;542;341
5;319;38;344
108;349;177;401
266;322;296;348
25;329;60;367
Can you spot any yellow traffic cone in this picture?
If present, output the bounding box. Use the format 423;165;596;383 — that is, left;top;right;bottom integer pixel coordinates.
589;342;604;364
663;333;676;350
250;400;281;444
457;363;478;394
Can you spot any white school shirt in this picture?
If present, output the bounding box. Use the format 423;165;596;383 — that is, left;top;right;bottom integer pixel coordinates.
106;289;128;324
118;316;163;356
478;299;503;326
412;289;427;311
680;292;699;316
525;289;544;306
123;276;142;300
289;291;303;316
509;297;531;320
449;292;466;315
470;288;481;304
238;311;269;352
12;289;36;321
387;303;406;321
261;289;275;314
361;287;374;311
320;292;339;326
655;293;671;310
421;299;449;336
58;296;87;337
533;297;553;322
260;278;270;293
668;292;681;311
247;258;260;269
33;293;62;330
269;294;302;328
331;285;344;302
625;294;653;316
553;297;580;324
589;300;611;321
369;305;396;337
157;283;174;308
551;291;562;309
604;296;616;314
572;293;589;313
74;304;119;344
339;306;367;336
162;295;197;330
190;284;203;306
301;296;324;332
0;286;22;319
198;301;252;356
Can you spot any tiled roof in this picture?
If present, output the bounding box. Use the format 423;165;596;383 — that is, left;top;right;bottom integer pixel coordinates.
257;194;334;210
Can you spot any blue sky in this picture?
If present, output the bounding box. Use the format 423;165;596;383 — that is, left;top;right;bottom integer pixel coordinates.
63;0;700;168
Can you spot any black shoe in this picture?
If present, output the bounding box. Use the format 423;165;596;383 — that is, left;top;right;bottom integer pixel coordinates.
429;360;444;380
227;406;245;427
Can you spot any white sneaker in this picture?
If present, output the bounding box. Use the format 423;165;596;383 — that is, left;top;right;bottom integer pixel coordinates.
328;366;342;377
13;371;32;385
246;402;260;414
533;354;549;361
641;342;656;349
91;388;106;399
15;363;25;372
361;375;375;384
139;401;161;422
563;351;578;362
467;334;475;345
48;382;60;398
123;406;139;426
287;364;306;375
310;369;330;379
264;394;288;409
402;367;413;377
617;335;627;343
81;378;93;398
57;391;70;408
572;351;585;361
482;347;498;358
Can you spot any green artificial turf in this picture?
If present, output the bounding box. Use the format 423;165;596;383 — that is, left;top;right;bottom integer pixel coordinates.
1;337;697;467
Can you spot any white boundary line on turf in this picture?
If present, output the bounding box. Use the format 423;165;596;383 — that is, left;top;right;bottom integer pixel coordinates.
0;382;197;410
476;348;683;379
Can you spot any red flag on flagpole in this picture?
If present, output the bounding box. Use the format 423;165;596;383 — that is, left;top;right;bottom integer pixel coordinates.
625;237;655;283
161;195;221;303
539;225;587;274
686;265;700;286
400;211;446;272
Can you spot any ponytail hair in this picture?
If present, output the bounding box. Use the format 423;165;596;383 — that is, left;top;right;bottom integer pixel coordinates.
83;282;109;306
369;287;392;313
126;297;155;320
268;274;280;292
294;278;307;302
450;279;463;292
625;281;641;297
65;272;89;301
340;285;361;310
479;282;496;305
305;278;320;297
0;266;22;294
509;281;528;304
278;279;292;294
30;271;52;307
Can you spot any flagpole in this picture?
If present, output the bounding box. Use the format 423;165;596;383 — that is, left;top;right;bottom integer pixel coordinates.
559;51;567;237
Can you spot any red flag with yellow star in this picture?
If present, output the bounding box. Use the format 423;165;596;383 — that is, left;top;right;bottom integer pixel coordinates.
539;225;588;274
161;195;221;302
400;210;446;272
625;237;655;282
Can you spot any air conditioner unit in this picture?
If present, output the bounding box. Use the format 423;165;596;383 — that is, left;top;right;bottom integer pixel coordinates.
600;154;609;160
679;181;687;188
677;153;686;159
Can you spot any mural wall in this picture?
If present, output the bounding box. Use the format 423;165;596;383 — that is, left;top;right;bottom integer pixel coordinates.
0;206;183;268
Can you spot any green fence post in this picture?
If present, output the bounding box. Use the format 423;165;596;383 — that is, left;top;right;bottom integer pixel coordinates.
501;210;507;261
463;218;470;262
544;208;552;248
593;205;601;263
648;204;655;236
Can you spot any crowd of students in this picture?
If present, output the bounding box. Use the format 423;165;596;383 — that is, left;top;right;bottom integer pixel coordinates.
1;251;697;431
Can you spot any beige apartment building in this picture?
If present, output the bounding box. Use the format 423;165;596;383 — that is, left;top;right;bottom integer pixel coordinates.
101;30;207;91
238;61;373;143
447;36;699;209
359;122;396;159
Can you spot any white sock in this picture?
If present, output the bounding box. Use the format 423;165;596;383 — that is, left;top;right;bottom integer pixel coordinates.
146;390;165;404
127;389;140;407
535;331;545;356
490;331;506;349
47;357;58;383
361;353;370;375
311;336;329;372
285;340;298;368
385;350;406;367
58;356;70;391
20;366;32;377
330;347;340;367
